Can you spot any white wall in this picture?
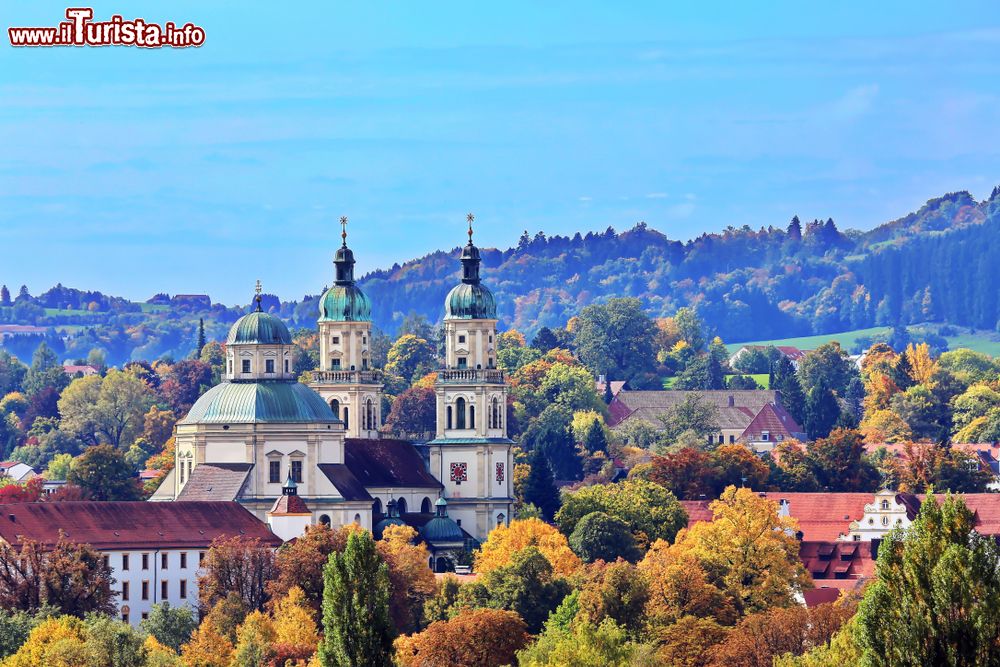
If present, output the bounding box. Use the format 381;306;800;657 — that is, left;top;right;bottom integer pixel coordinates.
107;547;203;626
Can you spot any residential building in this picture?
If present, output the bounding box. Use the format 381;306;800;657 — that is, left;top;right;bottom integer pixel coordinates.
0;462;37;483
728;344;809;369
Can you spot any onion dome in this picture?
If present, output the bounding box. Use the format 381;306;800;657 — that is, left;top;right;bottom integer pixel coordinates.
374;499;407;540
319;217;373;322
179;381;339;424
420;498;465;543
228;285;292;345
444;213;497;319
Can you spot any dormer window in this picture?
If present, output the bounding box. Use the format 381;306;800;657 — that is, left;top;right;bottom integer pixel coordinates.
265;359;275;374
761;431;770;441
241;359;251;373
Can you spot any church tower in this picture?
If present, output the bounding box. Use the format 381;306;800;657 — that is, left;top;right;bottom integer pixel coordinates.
428;214;514;541
310;217;383;439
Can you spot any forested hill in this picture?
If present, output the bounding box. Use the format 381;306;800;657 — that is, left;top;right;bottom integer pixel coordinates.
2;188;999;365
358;189;1000;341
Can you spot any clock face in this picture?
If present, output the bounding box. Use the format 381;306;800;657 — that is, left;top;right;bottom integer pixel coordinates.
495;462;505;483
450;462;468;484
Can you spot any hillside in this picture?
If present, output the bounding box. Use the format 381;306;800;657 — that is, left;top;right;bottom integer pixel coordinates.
2;188;999;365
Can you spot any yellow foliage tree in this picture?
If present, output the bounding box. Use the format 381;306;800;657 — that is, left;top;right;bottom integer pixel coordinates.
181;615;235;667
2;616;86;667
571;410;604;444
638;541;736;626
144;635;183;666
671;486;811;617
475;518;582;577
905;342;938;387
232;610;276;666
860;409;913;443
272;585;320;651
377;524;437;632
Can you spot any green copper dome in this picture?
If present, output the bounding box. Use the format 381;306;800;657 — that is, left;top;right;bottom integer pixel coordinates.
319;285;372;322
420;515;465;543
227;311;292;346
179;381;339;424
445;283;497;319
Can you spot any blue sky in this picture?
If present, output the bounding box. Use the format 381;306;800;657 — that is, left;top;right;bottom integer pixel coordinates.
2;1;999;304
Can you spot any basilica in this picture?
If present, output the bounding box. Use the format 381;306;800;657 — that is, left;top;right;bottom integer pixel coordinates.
152;219;514;570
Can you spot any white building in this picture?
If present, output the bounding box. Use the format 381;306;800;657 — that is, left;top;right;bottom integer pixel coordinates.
0;501;281;625
0;461;37;483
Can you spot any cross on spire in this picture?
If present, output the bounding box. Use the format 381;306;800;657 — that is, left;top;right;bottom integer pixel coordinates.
467;212;475;244
340;216;348;247
254;280;263;312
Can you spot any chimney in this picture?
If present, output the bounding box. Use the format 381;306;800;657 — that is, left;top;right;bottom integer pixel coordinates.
728;395;735;407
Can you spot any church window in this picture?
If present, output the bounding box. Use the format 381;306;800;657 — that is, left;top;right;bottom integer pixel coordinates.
269;460;280;484
365;399;375;431
397;498;407;514
421;497;432;514
354;513;361;524
291;460;303;484
187;461;193;481
497;513;505;528
450;462;468;484
227;360;232;374
372;498;382;516
332;336;340;345
265;359;275;374
284;360;289;373
363;336;367;344
331;358;341;370
456;398;466;429
469;405;475;429
362;357;369;370
331;399;340;416
319;515;331;527
242;359;251;373
447;406;453;430
458;335;466;344
881;500;890;510
496;462;505;483
457;357;468;369
343;407;349;429
488;357;494;368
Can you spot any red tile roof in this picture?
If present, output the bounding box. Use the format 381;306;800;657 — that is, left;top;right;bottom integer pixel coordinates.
269;494;311;515
0;501;281;550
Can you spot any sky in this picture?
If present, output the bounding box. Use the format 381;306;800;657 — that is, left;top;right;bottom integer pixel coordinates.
2;1;1000;304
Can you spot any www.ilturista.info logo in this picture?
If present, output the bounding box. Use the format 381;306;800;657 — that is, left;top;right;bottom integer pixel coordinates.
8;8;205;48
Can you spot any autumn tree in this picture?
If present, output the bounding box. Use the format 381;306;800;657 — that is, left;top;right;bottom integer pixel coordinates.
575;559;650;634
198;536;278;614
0;536;115;616
385;387;436;436
318;530;395;667
655;614;730;667
672;486;811;616
422;575;463;625
808;428;878;492
141;602;198;653
384;334;436;386
181;614;234;667
2;616;87;667
58;368;156;447
517;617;649;666
267;523;354;614
232;610;276;667
638;541;735;626
856;494;1000;667
270;586;320;664
650;447;719;499
395;609;530;667
475;517;582;576
158;359;213;416
376;524;436;633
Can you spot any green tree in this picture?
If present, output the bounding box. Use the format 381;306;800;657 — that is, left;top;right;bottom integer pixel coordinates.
195;318;206;358
0;351;27;396
568;511;641;563
804;383;840;440
81;614;147;667
856;494;1000;667
808;429;877;492
67;444;141;500
573;298;657;382
673;307;707;352
583;419;609;454
141;602;198;653
656;393;719;444
532;327;560;352
523;404;583;481
22;343;69;397
58;369;156;448
798;342;856;396
556;479;687;549
521;449;561;521
318;530;394;667
770;356;806;425
44;453;74;481
0;609;39;659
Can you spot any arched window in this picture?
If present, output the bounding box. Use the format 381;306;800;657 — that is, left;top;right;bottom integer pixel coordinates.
447;406;453;430
354;513;361;524
469;405;475;429
496;513;506;528
365;399;375;431
396;498;407;514
491;397;499;428
421;497;432;514
319;514;331;527
372;498;383;517
343;407;349;430
456;398;466;429
331;399;340;417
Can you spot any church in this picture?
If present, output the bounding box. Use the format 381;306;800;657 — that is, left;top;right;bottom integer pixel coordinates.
152;217;514;571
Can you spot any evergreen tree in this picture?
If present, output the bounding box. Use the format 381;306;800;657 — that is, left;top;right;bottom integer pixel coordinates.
318;531;394;667
787;215;802;241
0;286;9;307
22;342;69;397
857;495;1000;666
603;378;613;405
16;286;29;302
195;318;206;358
803;383;840;440
770;357;805;425
531;327;559;352
522;449;560;521
583;420;608;454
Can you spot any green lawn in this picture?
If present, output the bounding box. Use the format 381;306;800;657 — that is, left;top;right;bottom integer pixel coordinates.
140;303;170;313
726;325;1000;358
44;307;99;317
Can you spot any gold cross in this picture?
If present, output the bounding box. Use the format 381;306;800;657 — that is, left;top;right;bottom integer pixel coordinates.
467;212;474;243
255;279;262;296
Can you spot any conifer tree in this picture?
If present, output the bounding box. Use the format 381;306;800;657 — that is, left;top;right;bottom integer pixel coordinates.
583;420;608;454
803;383;840;440
0;285;9;307
787;215;802;241
318;531;394;667
770;356;806;425
522;449;560;520
195;318;206;358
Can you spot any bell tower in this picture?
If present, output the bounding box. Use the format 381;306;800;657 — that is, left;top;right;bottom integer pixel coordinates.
428;214;514;541
310;217;383;439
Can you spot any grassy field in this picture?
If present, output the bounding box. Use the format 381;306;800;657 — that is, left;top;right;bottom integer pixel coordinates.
43;307;98;317
727;325;1000;357
140;303;170;313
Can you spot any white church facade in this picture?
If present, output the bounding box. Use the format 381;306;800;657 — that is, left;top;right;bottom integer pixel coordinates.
152;218;514;570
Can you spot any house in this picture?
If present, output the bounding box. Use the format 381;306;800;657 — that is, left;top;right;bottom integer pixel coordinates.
863;441;1000;490
170;294;212;308
729;345;809;369
63;364;100;377
0;325;47;340
0;501;282;625
594;377;627;400
0;462;37;483
680;490;1000;604
608;389;803;450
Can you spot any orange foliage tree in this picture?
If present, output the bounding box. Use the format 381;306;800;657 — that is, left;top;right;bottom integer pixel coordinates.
395;609;530;667
376;524;437;633
474;518;582;577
